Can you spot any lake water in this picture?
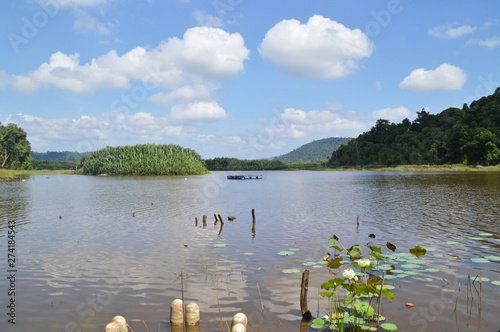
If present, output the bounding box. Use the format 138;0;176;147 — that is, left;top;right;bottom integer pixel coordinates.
1;171;499;332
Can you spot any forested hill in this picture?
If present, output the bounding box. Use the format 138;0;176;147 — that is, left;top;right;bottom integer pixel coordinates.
329;88;500;167
274;137;351;163
31;151;86;161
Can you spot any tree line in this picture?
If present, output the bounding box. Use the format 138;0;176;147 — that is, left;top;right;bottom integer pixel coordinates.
329;87;500;167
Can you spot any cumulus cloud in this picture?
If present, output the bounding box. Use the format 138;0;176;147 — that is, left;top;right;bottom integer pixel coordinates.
170;101;227;121
371;106;410;122
0;27;249;121
0;27;249;94
265;107;366;139
467;36;500;48
399;63;467;92
259;15;374;79
428;24;477;39
3;112;186;152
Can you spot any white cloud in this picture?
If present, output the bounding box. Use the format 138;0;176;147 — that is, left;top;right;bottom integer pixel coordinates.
428;24;477;39
0;27;249;116
170;101;227;122
3;112;186;152
259;15;374;79
399;63;467;92
193;10;224;27
371;106;410;122
467;36;500;48
266;107;366;139
149;84;216;106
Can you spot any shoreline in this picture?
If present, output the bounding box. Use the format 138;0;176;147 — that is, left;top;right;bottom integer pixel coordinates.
2;164;500;181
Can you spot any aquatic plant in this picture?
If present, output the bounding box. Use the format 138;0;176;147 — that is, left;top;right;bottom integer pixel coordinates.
76;144;209;176
311;234;398;331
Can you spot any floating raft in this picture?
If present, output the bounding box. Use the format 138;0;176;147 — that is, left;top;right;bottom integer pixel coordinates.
227;174;263;180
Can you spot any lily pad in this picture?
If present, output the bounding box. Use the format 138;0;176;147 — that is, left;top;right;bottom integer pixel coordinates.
384;275;398;280
492;281;500;286
484;255;500;261
445;241;459;245
213;243;227;248
471;257;490;263
282;268;301;274
277;250;295;256
380;322;398;331
288;248;300;251
479;232;493;236
425;268;440;273
468;237;483;241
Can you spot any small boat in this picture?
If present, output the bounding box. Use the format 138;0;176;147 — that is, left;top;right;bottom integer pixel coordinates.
227;174;263;180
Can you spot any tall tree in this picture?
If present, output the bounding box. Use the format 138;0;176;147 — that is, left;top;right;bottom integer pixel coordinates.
0;123;33;169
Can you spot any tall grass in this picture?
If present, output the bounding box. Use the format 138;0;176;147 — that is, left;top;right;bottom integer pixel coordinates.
77;144;209;176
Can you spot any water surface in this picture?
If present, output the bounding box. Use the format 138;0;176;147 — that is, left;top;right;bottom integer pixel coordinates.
0;171;499;331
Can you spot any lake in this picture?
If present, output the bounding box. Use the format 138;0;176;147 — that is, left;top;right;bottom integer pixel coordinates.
0;171;499;332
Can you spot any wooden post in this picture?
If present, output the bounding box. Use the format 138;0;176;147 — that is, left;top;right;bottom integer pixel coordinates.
300;268;312;322
218;221;224;237
214;213;218;225
251;209;256;238
195;217;198;227
202;215;207;228
356;214;360;230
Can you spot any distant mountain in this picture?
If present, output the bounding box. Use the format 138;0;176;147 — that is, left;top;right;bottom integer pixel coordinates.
274;137;352;163
31;151;87;161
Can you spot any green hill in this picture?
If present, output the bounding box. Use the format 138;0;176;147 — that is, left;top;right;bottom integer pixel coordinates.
330;87;500;167
274;137;351;163
30;151;88;170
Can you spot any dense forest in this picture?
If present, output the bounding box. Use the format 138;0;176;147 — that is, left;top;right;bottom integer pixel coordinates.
204;157;287;171
31;151;86;170
77;144;209;176
329;88;500;167
274;137;351;163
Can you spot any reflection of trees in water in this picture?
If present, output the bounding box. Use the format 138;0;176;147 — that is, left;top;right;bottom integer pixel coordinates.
0;180;30;230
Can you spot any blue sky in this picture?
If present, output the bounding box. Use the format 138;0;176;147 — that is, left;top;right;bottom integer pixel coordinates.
1;0;499;159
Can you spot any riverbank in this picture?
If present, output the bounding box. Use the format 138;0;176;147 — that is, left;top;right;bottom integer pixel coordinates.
0;169;75;181
2;164;500;181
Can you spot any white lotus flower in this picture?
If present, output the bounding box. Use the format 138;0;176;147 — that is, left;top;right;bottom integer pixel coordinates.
342;268;356;280
357;258;371;268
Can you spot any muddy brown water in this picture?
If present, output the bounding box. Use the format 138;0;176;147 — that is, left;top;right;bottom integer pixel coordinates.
0;171;499;331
